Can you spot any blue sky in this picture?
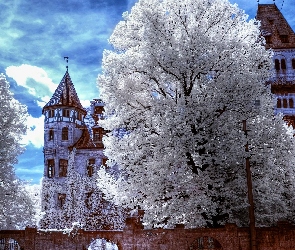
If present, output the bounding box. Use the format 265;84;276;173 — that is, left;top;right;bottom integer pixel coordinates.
1;0;294;184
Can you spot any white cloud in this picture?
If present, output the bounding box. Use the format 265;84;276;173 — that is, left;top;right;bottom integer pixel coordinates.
6;64;57;97
21;115;44;148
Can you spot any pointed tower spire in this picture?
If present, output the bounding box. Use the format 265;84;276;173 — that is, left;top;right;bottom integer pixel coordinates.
42;71;85;113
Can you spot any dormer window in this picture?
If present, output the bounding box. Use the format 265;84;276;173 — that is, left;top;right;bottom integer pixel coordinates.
62;127;68;140
48;159;55;178
63;109;70;117
264;35;271;44
280;35;289;43
49;129;54;141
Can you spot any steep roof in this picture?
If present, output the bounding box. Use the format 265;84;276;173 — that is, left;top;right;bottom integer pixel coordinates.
43;71;85;113
256;4;295;49
69;127;97;150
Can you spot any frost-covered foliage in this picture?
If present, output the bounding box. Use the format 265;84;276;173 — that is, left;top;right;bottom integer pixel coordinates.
40;149;126;230
88;238;118;250
25;184;43;226
97;0;295;228
0;74;35;229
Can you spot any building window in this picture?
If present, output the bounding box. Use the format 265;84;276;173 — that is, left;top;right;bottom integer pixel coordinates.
85;191;93;209
62;127;68;140
275;59;280;70
264;35;271;44
281;59;286;70
290;99;294;108
277;98;282;108
87;159;95;177
93;128;104;142
292;59;295;69
48;109;55;118
49;129;54;141
283;99;288;108
59;159;68;177
63;109;70;117
48;159;55;178
280;35;289;43
102;158;108;167
58;193;66;208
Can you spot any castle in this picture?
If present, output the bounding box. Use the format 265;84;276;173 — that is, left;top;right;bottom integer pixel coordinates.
38;2;295;232
39;70;125;230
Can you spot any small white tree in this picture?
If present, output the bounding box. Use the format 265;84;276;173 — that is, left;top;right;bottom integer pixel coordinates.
97;0;295;228
0;74;35;229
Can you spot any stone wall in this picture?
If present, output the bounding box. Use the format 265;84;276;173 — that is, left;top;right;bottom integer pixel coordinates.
1;219;295;249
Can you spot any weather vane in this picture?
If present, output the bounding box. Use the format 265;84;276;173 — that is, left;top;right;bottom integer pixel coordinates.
64;56;69;72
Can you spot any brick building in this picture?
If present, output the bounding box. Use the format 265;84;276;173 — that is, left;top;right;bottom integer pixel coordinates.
256;3;295;126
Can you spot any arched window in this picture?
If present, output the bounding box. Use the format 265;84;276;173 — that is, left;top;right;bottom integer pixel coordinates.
283;99;288;108
59;159;68;177
292;59;295;69
49;129;54;140
290;99;294;108
48;159;55;178
281;59;286;70
277;98;282;108
62;127;68;140
275;59;280;70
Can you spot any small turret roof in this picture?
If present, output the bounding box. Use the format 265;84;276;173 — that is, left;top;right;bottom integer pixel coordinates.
43;71;85;113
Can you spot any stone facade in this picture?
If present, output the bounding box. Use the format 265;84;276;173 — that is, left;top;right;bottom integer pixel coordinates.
2;220;295;250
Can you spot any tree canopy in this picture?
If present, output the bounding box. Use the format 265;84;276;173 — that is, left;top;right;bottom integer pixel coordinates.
0;74;35;229
97;0;295;228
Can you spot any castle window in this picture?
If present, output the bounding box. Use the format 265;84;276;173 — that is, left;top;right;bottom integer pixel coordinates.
290;99;294;108
264;35;271;44
48;110;55;118
93;128;104;142
275;59;280;70
58;193;66;208
62;127;68;140
78;112;83;121
85;191;93;209
63;109;70;117
87;159;95;177
102;158;108;167
283;99;288;108
277;98;282;108
49;129;54;141
59;159;68;177
292;59;295;69
280;35;289;43
281;59;286;70
48;159;55;178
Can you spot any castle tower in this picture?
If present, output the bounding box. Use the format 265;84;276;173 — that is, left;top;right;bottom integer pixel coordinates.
42;70;87;179
40;69;125;230
257;4;295;126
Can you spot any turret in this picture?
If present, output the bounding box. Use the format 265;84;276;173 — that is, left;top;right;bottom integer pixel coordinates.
42;71;87;179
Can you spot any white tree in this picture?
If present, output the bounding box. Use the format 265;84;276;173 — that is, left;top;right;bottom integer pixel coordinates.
97;0;295;228
0;73;35;229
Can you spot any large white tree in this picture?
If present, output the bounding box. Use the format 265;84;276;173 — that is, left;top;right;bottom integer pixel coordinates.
0;74;35;229
97;0;295;228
